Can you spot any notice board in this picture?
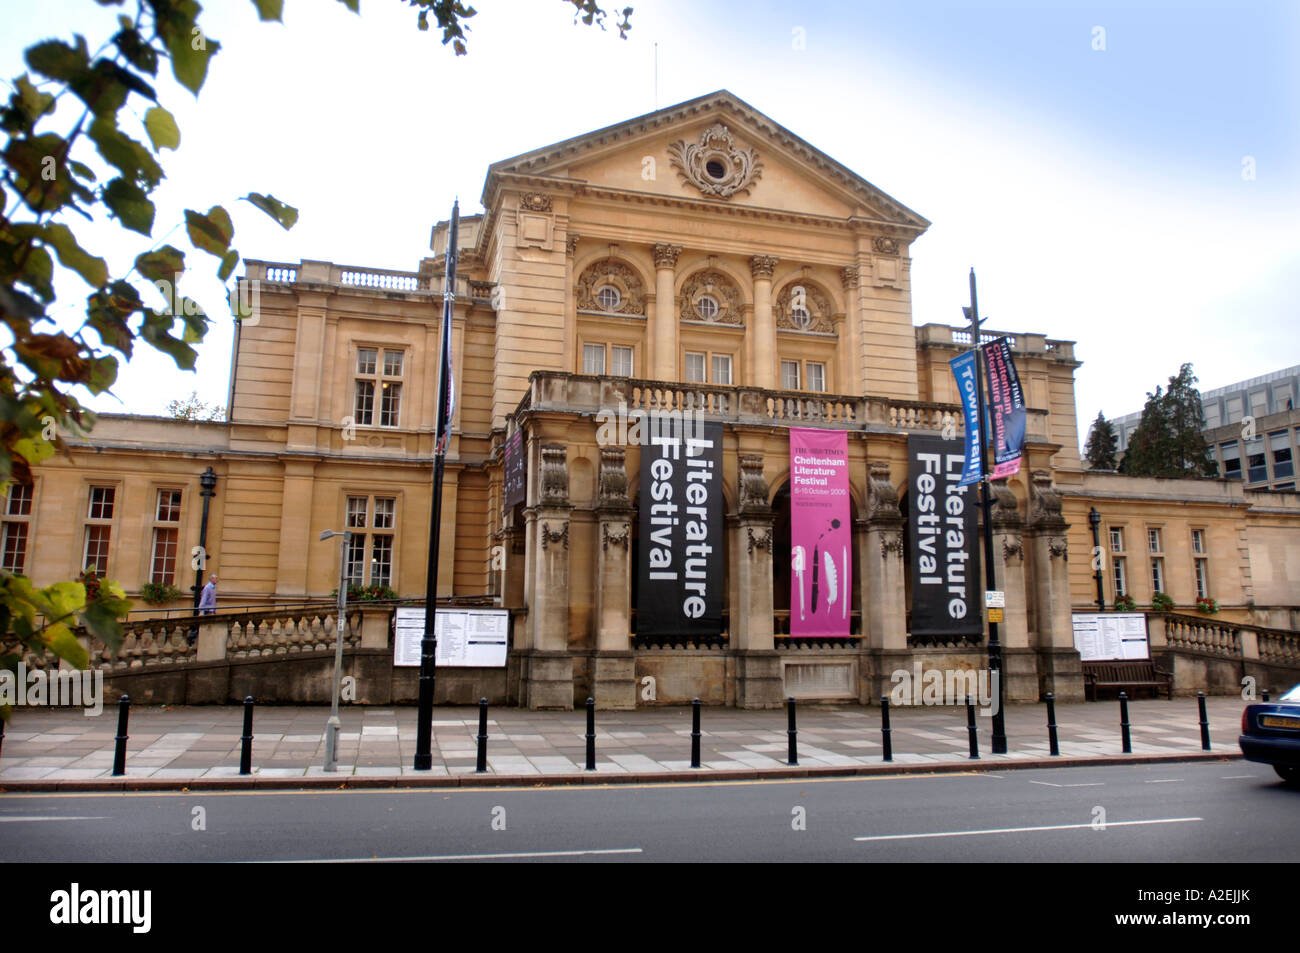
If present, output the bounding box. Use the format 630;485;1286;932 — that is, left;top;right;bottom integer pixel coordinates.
1071;613;1149;661
393;607;510;668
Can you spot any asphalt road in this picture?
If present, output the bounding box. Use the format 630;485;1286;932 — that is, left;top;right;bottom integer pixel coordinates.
1;760;1295;863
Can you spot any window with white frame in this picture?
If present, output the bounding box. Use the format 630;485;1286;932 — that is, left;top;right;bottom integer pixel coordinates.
711;354;733;385
83;485;116;575
1113;557;1127;597
806;362;826;393
582;343;605;375
1;483;33;574
594;285;621;311
1191;529;1205;555
344;495;397;589
150;489;183;585
684;351;706;383
1109;527;1124;552
1194;558;1209;600
1147;527;1162;553
354;347;404;427
781;360;800;390
611;345;634;378
1151;557;1164;594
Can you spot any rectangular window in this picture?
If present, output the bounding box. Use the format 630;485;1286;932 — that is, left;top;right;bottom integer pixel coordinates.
1151;558;1164;594
379;380;402;427
149;488;183;585
383;351;404;377
1246;438;1267;483
354;380;375;426
711;354;732;385
781;360;800;390
1194;559;1209;600
1203;402;1220;429
6;483;33;517
1147;528;1161;553
1191;529;1205;555
357;347;377;376
1269;430;1293;479
156;489;182;522
354;346;403;427
806;362;826;393
1221;442;1241;479
1;483;33;574
1109;527;1124;552
83;486;115;575
1113;557;1127;597
373;497;395;529
684;352;706;383
610;346;634;378
345;533;367;585
370;535;393;588
88;485;115;521
582;343;605;375
346;496;368;528
342;494;399;589
1225;395;1243;422
1251;390;1268;418
1274;383;1293;412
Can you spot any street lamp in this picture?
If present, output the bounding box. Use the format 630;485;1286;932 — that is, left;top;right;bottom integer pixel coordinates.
192;466;218;612
1088;507;1105;611
318;529;351;772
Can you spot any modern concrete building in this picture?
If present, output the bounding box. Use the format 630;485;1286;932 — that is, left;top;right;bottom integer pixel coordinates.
17;92;1300;708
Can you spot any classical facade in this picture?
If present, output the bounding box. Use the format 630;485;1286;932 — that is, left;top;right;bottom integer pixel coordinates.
17;91;1300;708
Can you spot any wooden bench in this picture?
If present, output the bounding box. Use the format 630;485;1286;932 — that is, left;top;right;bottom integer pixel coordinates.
1083;660;1173;701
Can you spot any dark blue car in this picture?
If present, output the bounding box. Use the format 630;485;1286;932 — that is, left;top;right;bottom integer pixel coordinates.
1240;683;1300;786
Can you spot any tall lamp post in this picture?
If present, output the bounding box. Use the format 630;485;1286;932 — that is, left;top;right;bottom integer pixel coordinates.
318;529;351;772
1088;507;1106;611
192;466;217;612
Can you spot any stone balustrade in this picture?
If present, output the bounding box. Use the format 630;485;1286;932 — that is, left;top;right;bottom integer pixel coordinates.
1164;614;1241;658
243;259;494;303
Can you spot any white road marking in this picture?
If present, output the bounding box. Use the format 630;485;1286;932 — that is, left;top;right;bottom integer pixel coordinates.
0;815;107;822
1064;783;1104;787
1028;780;1062;787
262;847;644;863
1220;775;1256;780
854;817;1202;842
1144;779;1181;783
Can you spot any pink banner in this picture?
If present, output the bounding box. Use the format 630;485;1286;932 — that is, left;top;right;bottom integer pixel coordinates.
789;428;852;637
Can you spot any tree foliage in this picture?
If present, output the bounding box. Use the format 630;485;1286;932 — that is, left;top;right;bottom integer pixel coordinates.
0;0;632;690
1083;411;1117;470
1118;363;1217;479
166;390;225;421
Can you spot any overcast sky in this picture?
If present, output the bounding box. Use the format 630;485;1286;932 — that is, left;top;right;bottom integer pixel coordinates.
4;0;1297;445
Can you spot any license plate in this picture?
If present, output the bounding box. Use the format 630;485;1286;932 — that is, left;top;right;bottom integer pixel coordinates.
1261;715;1300;729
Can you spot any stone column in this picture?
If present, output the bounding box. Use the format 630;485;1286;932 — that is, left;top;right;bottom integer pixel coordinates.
989;481;1036;702
1025;470;1083;701
750;255;779;390
839;267;860;396
860;460;908;702
651;243;682;381
522;443;574;709
592;448;635;709
733;453;782;708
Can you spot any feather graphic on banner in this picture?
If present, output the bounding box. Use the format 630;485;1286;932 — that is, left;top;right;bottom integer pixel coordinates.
811;544;820;614
823;549;837;611
842;546;848;619
793;546;807;620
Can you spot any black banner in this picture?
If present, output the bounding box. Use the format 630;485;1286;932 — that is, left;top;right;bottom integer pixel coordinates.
637;419;724;637
907;434;981;639
503;430;525;513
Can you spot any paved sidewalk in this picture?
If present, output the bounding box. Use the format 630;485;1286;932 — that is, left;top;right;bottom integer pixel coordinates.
0;696;1245;790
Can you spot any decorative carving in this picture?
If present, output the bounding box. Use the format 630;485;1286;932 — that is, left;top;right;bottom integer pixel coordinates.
1002;537;1024;562
1029;469;1064;526
866;461;902;521
1048;537;1069;561
539;444;569;505
738;454;771;514
880;533;905;559
679;269;743;325
667;122;763;199
519;192;552;212
990;480;1021;526
775;281;836;334
749;255;778;279
541;522;569;551
602;522;630;551
747;526;773;555
872;236;899;254
597;447;630;508
566;233;581;257
840;266;859;290
652;243;683;269
575;259;646;316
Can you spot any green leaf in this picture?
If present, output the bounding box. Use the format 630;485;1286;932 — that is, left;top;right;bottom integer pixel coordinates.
86;354;118;394
184;205;234;256
67;159;97;182
252;0;285;21
25;36;90;83
2;133;75;213
336;0;360;12
143;105;180;151
217;248;240;282
88;118;163;187
42;223;109;288
140;309;198;369
113;26;158;76
243;192;298;229
42;622;89;669
134;244;185;283
19;244;55;302
104;177;155;234
82;599;128;653
164;14;221;95
86;281;142;357
14;75;56;122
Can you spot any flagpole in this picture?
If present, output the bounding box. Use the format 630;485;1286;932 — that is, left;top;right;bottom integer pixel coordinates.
414;201;459;771
967;267;1008;754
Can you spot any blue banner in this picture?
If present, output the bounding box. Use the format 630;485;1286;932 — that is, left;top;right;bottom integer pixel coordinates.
981;337;1027;480
949;350;983;486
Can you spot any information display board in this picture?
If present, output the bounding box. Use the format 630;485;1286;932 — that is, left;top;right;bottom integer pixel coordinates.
1071;613;1149;661
393;607;510;668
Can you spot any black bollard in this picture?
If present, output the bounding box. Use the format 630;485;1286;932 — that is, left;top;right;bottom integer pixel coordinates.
966;699;980;759
239;695;254;775
1197;692;1211;751
690;698;701;769
476;697;489;773
1045;692;1060;757
786;696;798;766
1119;691;1132;754
0;713;5;760
585;697;596;771
880;694;893;762
112;694;131;776
1262;689;1270;702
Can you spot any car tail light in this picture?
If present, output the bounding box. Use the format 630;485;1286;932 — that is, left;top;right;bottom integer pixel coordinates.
1242;708;1249;732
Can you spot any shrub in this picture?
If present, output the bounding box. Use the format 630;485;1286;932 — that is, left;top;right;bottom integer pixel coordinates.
1151;591;1175;612
1113;594;1137;611
1195;596;1218;614
140;582;183;605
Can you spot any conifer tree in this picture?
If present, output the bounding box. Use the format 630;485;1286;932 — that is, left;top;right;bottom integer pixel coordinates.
1084;412;1118;470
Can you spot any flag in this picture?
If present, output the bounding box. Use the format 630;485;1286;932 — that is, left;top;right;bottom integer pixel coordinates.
981;336;1026;479
435;202;459;456
949;350;983;486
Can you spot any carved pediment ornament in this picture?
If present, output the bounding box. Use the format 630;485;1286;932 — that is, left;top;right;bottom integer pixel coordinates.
872;236;899;255
840;266;859;290
680;269;743;326
1002;537;1024;563
520;192;553;212
597;447;630;508
1029;469;1064;526
575;259;647;316
1048;537;1069;561
990;480;1022;527
866;461;901;521
738;454;771;514
747;527;774;555
602;523;630;551
539;444;569;505
667;122;764;200
541;522;569;551
880;533;905;560
775;281;836;334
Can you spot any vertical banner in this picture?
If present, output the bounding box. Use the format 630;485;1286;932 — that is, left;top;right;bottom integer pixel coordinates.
949;350;983;487
981;336;1027;480
503;430;526;514
789;428;852;636
637;419;724;637
907;434;982;639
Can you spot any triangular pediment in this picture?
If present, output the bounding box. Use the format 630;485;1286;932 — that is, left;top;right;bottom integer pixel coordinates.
482;91;929;230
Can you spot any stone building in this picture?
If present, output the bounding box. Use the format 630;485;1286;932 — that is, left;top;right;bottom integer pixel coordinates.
17;92;1300;708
